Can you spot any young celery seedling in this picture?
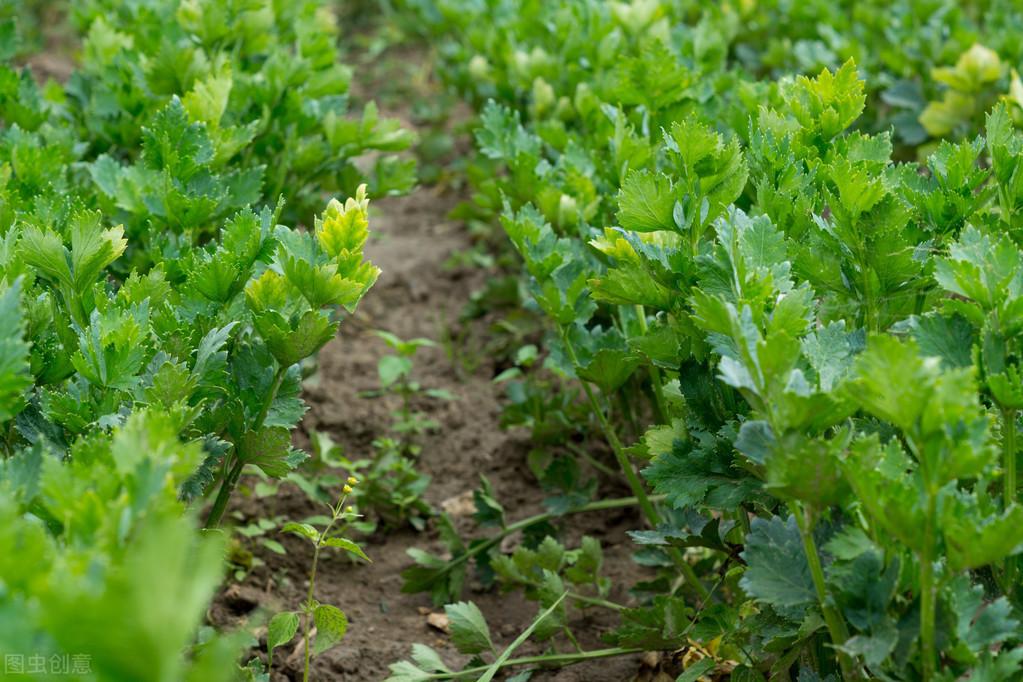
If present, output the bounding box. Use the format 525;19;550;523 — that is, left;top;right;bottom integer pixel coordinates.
266;477;372;680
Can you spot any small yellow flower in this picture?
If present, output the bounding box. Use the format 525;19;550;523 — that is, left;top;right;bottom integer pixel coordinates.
342;484;353;494
347;475;358;486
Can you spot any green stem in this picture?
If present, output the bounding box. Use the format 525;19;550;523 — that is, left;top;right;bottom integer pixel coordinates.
795;506;856;680
616;391;641;442
1004;408;1017;510
562;328;710;601
204;458;245;529
633;305;668;424
302;544;321;682
920;492;938;681
1004;408;1018;586
205;365;289;528
736;507;751;537
561;330;659;525
303;495;347;682
564;441;618;478
913;291;927;316
255;365;290;432
562;626;583;653
421;647;644;680
566;591;626;611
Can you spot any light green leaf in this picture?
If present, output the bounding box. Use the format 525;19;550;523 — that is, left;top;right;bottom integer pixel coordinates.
617;170;676;233
281;522;319;543
323;537;371;562
313;603;348;655
267;611;300;659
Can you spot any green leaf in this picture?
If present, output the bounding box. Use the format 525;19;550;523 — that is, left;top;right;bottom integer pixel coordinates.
323;537;371;562
834;621;898;668
189;251;246;303
783;59;865;142
847;336;939;433
254;309;339;367
473;475;506;528
70;211;128;291
383;645;455;682
605;596;692;649
949;576;1019;658
178;437;230;502
934;226;1023;320
896;314;974;370
848;336;994;486
383;660;434;682
280;252;373;311
378;355;413;387
267;611;299;656
444;601;494;654
739;515;815;616
665;120;747;225
942;496;1023;570
734;420;775;466
0;280;31;421
183;67;232;127
409;644;451;674
801;322;865;392
643;427;761;511
476;101;540;161
589;261;675;309
141;97;214;176
313;603;348;655
841;436;928;553
19;226;73;290
236;427;297;478
281;522;319;543
575;348;641;393
191;323;237;382
617;170;676;233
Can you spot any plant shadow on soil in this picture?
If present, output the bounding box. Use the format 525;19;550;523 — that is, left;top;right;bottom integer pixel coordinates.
208;28;666;682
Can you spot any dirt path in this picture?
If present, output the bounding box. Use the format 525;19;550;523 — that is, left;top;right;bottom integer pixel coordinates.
212;182;650;681
210;32;654;682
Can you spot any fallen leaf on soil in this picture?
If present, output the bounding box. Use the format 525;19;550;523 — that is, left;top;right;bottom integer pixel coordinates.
440;491;475;517
640;651;661;668
426;612;450;633
499;531;521;554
